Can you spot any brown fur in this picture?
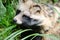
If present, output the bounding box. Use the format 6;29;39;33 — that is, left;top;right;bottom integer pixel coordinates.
14;0;60;40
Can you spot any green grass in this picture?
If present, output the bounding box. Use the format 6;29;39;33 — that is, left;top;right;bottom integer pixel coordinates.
0;0;60;40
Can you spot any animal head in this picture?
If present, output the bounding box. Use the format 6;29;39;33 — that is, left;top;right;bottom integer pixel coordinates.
13;0;58;30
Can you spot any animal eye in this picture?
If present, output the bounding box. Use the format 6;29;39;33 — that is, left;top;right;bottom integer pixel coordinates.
22;15;29;18
16;10;21;15
22;15;31;20
36;10;40;13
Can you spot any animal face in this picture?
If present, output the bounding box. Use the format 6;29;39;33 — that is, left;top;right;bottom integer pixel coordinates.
13;0;58;29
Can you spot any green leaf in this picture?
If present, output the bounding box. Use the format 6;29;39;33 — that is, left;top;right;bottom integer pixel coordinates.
0;0;6;17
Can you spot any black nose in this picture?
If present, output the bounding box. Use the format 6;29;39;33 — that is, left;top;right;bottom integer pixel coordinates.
13;19;17;22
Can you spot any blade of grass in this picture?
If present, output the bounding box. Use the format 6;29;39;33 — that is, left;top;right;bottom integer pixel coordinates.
5;29;32;40
4;29;22;40
31;36;37;40
21;33;39;40
21;33;60;40
0;25;16;36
